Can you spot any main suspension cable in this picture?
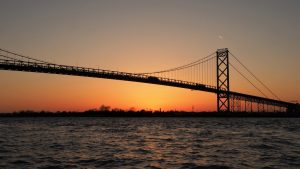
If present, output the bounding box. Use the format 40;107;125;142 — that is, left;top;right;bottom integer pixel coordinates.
0;54;20;61
230;63;268;98
138;52;215;74
0;48;51;64
229;51;280;100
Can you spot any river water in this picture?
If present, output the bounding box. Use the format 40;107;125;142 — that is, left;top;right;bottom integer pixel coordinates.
0;117;299;169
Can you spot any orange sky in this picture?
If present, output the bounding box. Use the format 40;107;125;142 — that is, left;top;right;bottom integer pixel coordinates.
0;0;299;112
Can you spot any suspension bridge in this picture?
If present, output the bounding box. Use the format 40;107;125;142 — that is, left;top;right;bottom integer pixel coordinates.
0;48;298;113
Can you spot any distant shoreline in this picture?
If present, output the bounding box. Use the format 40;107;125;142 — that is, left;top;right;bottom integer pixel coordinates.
0;111;299;118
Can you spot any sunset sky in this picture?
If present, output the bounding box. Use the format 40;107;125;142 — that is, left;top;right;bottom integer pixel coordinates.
0;0;299;112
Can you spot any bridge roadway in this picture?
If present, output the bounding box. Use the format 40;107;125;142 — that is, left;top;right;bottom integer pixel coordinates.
0;59;296;109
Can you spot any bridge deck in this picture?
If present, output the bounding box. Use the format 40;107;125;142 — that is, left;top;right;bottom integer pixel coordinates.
0;59;295;108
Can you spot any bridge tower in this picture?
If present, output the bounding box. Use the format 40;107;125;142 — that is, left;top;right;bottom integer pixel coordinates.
216;48;230;112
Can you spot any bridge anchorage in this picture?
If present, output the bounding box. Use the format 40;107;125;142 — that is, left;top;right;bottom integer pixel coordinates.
0;48;298;113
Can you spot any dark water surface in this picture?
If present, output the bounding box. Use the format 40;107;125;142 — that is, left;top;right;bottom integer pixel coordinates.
0;118;299;169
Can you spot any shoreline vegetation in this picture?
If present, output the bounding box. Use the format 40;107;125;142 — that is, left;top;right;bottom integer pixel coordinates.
0;105;299;117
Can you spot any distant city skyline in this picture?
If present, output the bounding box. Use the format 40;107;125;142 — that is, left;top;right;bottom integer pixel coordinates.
0;0;299;112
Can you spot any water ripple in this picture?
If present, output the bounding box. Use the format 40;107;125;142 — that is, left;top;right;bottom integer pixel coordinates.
0;117;299;169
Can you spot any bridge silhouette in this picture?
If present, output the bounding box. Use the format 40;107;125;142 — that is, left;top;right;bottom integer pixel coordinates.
0;48;298;113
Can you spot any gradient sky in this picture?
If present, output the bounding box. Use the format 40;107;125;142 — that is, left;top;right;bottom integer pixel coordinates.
0;0;299;112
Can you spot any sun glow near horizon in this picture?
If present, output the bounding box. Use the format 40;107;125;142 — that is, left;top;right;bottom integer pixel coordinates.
0;0;299;113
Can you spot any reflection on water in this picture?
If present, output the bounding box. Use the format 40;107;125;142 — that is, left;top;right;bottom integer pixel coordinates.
0;118;299;169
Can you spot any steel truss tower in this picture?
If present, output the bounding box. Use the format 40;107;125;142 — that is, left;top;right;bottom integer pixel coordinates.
217;48;230;112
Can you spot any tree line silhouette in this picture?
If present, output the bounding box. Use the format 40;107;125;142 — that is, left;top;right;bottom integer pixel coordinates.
0;105;299;117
